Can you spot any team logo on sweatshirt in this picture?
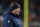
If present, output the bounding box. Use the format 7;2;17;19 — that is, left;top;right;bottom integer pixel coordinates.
8;20;10;23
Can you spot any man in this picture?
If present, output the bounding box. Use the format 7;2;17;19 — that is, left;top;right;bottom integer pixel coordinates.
3;2;23;27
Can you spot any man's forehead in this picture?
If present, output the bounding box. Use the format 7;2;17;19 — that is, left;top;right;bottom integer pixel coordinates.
15;8;20;11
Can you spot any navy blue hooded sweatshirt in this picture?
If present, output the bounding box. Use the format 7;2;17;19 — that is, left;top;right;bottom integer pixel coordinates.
3;9;23;27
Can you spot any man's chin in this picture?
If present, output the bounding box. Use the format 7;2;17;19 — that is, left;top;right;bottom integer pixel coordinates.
17;13;19;15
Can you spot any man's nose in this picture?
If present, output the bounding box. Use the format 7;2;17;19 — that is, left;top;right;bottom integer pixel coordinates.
18;9;21;11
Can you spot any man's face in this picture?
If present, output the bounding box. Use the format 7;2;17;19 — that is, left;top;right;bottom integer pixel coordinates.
12;8;21;15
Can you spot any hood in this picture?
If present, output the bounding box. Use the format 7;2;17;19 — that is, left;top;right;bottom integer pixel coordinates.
3;8;20;18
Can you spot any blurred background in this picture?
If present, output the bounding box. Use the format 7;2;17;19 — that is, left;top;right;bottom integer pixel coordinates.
29;0;40;27
0;0;24;27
